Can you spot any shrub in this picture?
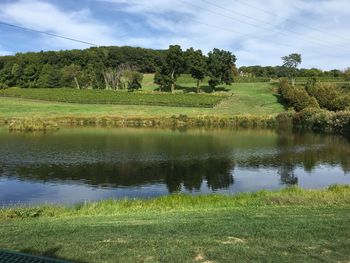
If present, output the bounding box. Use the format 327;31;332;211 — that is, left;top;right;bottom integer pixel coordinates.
279;80;319;111
307;83;350;111
9;119;59;132
293;108;350;134
0;83;8;89
276;112;294;128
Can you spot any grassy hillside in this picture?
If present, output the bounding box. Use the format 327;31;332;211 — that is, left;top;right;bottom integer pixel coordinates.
0;88;225;108
1;186;350;263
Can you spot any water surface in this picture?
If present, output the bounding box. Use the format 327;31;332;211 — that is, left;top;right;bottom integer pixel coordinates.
0;128;349;205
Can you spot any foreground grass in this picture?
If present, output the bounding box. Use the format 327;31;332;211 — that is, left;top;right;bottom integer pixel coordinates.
1;186;350;263
0;83;285;120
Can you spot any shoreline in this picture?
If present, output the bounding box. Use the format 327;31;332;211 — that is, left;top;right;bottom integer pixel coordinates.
2;186;349;217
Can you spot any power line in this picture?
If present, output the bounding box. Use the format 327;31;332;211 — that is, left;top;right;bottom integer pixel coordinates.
202;0;350;51
188;17;344;60
178;0;350;53
234;0;350;43
199;0;350;53
0;21;101;47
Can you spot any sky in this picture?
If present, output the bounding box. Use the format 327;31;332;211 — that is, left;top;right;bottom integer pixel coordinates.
0;0;349;70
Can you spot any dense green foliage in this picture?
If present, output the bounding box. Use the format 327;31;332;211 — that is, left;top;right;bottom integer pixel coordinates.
239;65;346;79
306;82;350;111
293;108;350;135
1;187;349;262
184;48;207;92
154;45;185;93
0;46;166;89
278;80;350;135
1;45;348;92
0;88;225;107
278;79;319;111
207;48;236;90
282;53;302;85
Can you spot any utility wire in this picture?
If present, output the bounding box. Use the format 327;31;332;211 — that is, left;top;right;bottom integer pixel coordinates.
0;21;101;47
234;0;350;43
188;17;344;59
201;0;350;52
178;0;350;53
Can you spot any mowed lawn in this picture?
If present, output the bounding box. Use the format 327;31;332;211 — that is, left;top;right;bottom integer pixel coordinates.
0;78;285;119
1;187;350;263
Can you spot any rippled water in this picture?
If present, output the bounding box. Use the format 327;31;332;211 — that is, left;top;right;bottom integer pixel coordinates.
0;127;349;205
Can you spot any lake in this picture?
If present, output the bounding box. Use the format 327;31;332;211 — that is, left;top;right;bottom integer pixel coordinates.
0;127;349;206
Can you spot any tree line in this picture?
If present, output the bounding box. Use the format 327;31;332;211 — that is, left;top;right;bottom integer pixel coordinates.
0;44;349;91
0;45;237;92
0;46;165;90
239;65;348;79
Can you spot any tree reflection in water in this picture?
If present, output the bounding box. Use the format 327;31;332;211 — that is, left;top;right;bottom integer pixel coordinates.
10;157;235;193
0;128;349;201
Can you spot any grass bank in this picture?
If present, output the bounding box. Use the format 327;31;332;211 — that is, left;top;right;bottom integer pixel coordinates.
1;186;350;262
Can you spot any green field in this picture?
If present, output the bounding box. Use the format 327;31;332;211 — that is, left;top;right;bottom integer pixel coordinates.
1;186;350;263
0;88;225;108
0;80;286;119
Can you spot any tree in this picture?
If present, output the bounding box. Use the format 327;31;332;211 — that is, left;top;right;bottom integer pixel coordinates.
37;64;60;88
154;45;185;93
207;48;236;91
127;71;143;91
154;67;172;92
282;53;302;86
60;64;82;89
22;64;39;88
103;64;143;91
185;48;206;93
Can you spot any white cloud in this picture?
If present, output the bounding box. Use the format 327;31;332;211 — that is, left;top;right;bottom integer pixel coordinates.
0;0;122;49
0;46;13;56
1;0;350;69
97;0;350;69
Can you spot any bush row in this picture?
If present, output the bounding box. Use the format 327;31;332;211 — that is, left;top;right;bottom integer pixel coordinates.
278;79;319;111
306;83;350;111
277;109;350;135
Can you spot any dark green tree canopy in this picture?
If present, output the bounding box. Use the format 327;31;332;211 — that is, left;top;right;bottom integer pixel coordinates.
281;53;302;86
154;45;185;93
36;64;60;88
185;48;207;92
207;48;236;90
282;53;302;69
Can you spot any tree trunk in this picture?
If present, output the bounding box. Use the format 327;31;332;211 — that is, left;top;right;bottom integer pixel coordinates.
291;77;295;86
102;71;109;90
74;77;80;90
197;79;200;93
171;70;175;94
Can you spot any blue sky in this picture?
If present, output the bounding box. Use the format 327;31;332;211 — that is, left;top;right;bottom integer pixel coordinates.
0;0;349;70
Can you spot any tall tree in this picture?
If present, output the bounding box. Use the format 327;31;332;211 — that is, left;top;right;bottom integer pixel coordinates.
282;53;302;86
207;48;236;91
37;64;60;88
60;64;82;89
185;48;206;93
126;71;143;91
154;67;172;92
155;45;185;93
